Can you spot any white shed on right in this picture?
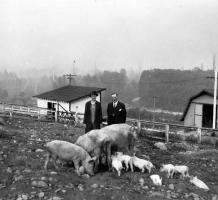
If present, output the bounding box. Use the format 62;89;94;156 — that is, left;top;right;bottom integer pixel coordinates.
181;89;218;128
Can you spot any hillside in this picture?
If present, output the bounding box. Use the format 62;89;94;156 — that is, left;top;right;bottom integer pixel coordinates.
139;69;214;112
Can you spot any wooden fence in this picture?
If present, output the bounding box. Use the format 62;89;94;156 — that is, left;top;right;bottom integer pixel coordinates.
127;118;218;144
1;102;218;144
0;102;84;125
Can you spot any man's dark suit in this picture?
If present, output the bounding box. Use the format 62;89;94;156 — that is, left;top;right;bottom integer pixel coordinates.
83;101;102;133
107;101;126;125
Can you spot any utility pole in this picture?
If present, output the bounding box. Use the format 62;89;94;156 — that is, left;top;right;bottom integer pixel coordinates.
206;55;217;129
64;74;76;85
64;60;77;85
152;96;157;129
213;55;217;129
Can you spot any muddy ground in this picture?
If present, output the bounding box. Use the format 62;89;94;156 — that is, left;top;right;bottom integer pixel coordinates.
0;118;218;200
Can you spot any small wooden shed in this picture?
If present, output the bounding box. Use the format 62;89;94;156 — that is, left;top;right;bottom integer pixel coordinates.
181;89;218;128
33;85;106;114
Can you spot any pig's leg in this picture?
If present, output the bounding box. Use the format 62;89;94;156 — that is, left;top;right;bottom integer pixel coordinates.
44;152;51;171
74;160;81;176
93;148;100;172
130;159;134;172
106;143;112;170
118;170;121;176
125;161;129;171
52;156;60;171
141;167;145;173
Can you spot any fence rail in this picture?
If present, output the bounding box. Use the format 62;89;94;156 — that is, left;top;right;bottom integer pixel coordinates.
0;102;218;145
127;118;218;144
0;102;84;125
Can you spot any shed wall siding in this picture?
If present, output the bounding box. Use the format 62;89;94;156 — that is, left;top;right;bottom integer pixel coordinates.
70;95;101;113
184;103;195;126
184;94;218;128
36;99;70;112
36;95;101;114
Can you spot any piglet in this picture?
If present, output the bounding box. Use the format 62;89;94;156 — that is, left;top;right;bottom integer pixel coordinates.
130;154;154;173
116;152;132;171
160;164;175;178
150;174;162;186
111;155;123;176
44;140;96;176
174;165;189;179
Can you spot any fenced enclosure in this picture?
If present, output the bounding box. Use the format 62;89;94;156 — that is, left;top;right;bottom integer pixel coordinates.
127;119;218;146
0;102;84;126
1;102;218;146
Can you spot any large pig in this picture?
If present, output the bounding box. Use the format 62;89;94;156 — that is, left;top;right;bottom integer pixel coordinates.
75;129;110;172
75;124;137;171
44;140;96;176
101;123;137;169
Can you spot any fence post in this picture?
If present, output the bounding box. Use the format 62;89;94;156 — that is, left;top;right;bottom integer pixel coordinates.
137;120;142;135
9;111;12;120
55;111;58;122
197;127;202;144
37;109;40;120
165;124;169;143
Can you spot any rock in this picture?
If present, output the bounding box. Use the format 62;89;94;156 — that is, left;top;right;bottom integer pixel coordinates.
142;185;149;189
6;167;12;173
91;184;98;188
154;142;167;151
38;192;44;198
48;197;62;200
139;178;144;186
15;170;21;175
50;171;58;175
23;169;31;173
41;177;47;181
175;183;188;193
78;184;84;191
32;180;48;188
169;184;174;190
149;191;165;198
81;174;90;179
189;193;200;200
14;175;24;181
21;194;28;200
36;149;44;152
212;194;218;200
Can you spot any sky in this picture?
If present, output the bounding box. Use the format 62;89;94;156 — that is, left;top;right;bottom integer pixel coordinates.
0;0;218;75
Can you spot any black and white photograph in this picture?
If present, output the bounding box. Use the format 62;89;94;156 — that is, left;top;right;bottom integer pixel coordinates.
0;0;218;199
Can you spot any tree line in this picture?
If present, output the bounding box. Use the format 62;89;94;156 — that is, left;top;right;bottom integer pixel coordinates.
0;68;214;119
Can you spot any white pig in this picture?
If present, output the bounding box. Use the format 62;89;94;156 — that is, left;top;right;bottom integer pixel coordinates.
111;155;123;176
130;154;154;173
174;165;189;179
116;152;132;171
150;174;162;186
44;140;96;176
160;164;175;178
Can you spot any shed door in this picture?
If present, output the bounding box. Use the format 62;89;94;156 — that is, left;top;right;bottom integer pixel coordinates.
202;104;213;128
194;104;202;127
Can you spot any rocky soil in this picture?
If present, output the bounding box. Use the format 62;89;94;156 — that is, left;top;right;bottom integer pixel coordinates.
0;118;218;200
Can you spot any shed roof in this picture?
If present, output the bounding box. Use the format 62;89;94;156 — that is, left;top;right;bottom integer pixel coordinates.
181;89;215;121
33;85;106;102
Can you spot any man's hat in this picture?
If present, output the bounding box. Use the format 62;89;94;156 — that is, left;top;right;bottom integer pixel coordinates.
89;91;98;97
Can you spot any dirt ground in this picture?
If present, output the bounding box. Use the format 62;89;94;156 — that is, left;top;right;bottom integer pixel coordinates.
0;118;218;200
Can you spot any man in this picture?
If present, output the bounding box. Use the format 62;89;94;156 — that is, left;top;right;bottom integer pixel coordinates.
107;93;126;125
83;91;102;133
